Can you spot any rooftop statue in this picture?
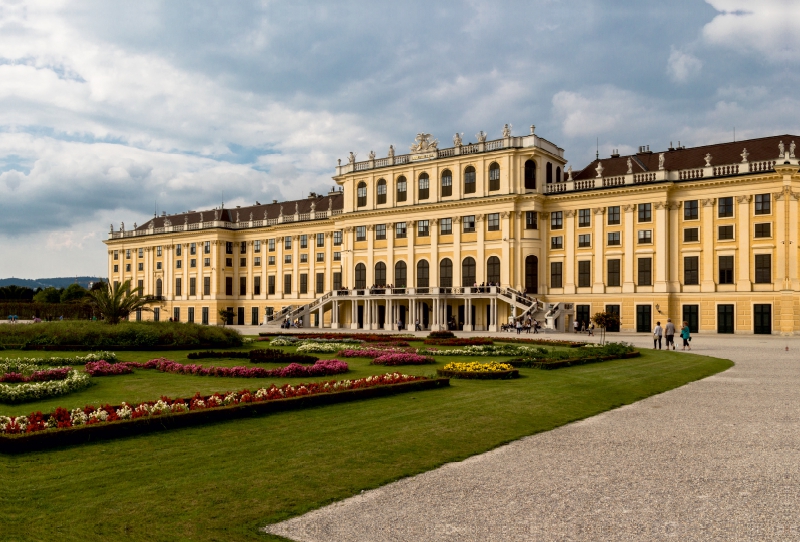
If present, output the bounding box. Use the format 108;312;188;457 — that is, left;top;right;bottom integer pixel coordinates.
476;131;487;143
453;133;462;146
388;145;395;157
410;133;439;153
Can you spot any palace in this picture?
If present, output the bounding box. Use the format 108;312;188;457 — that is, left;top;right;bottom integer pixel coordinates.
105;127;800;334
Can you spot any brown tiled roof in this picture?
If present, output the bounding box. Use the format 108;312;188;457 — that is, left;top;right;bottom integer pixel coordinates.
571;134;797;181
136;192;344;231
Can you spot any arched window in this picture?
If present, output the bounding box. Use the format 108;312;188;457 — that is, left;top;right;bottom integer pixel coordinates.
355;263;366;289
464;166;476;194
394;261;407;288
439;258;453;288
487;256;501;284
155;278;163;298
376;179;387;205
462;257;476;287
524;160;536;190
396;176;407;202
488;162;500;191
546;162;553;184
441;169;452;197
556;166;561;183
357;182;367;207
418;173;429;200
416;260;429;288
374;262;386;286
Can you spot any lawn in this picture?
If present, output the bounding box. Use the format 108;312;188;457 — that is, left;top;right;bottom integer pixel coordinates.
0;338;732;541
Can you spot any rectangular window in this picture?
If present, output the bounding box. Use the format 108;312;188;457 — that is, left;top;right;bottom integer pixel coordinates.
464;169;476;194
333;272;342;291
550;262;563;288
300;235;307;249
225;277;233;296
189;244;196;256
300;273;308;294
225;242;232;254
487;213;500;231
440;218;452;235
684;228;699;242
113;264;119;272
316;252;324;262
638;230;652;244
113;250;119;260
125;249;131;259
683;305;699;333
550;211;563;229
188;307;195;323
375;224;386;240
718;196;734;218
377;181;387;204
333;230;343;246
578;234;591;248
138;248;143;258
719;255;734;284
638;203;652;222
254;256;261;266
578;261;591;287
138;263;144;271
607;232;621;246
254;276;261;296
316;272;324;294
175;277;182;296
254;240;261;252
684;200;699;220
240;257;246;267
395;223;407;238
316;233;325;247
356;226;366;241
333;252;341;261
284;237;292;250
754;223;771;238
462;215;475;233
300;254;307;263
418;220;430;236
176;260;182;269
268;238;275;252
176;245;182;256
189;277;196;296
718;225;734;240
718;304;735;333
268;275;275;295
607;206;620;225
268;256;275;265
125;264;131;272
525;211;537;230
239;276;246;296
684;256;699;285
203;276;210;296
638;257;652;286
755;194;771;215
578;209;591;227
636;305;652;333
755;254;771;283
153;307;160;322
284;274;292;294
240;241;246;254
202;307;209;325
551;236;563;249
607;259;621;286
191;258;198;268
284;255;292;264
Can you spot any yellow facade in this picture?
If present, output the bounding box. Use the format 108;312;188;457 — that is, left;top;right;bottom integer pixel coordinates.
105;130;800;334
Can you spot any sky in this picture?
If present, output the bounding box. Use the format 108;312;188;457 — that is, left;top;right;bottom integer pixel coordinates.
0;0;797;279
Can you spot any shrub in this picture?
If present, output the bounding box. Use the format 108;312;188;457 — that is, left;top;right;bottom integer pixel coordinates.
249;349;319;364
187;351;250;360
119;358;349;378
427;331;455;339
0;321;243;349
423;337;493;346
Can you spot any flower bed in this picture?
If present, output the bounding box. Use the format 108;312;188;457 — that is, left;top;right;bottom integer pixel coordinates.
336;347;415;359
508;343;639;370
249;349;319;364
370;353;435;366
419;344;547;357
84;361;133;376
89;358;349;379
186;351;250;360
259;333;413;343
0;367;71;383
0;369;94;403
0;352;118;367
495;337;585;348
296;342;357;353
1;374;451;452
423;337;494;346
427;330;455;339
437;361;519;380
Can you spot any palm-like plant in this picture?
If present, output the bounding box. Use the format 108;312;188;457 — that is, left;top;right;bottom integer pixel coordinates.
87;279;154;324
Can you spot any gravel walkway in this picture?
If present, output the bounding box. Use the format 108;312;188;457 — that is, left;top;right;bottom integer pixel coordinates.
264;333;800;541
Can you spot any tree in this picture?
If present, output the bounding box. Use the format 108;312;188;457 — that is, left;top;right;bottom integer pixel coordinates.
0;285;35;301
592;311;620;345
218;308;235;327
60;283;88;303
33;287;62;304
87;279;154;325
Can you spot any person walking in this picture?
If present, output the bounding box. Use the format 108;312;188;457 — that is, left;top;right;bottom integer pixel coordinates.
516;319;522;334
680;321;692;351
664;318;676;350
415;318;421;331
573;319;579;333
588;321;595;336
653;321;663;349
533;319;539;334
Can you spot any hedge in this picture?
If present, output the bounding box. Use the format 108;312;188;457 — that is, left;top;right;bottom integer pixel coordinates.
187;351;250;360
508;351;640;370
436;368;519;380
0;378;450;454
248;349;319;364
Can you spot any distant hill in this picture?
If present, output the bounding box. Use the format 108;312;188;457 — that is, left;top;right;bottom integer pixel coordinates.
0;277;106;289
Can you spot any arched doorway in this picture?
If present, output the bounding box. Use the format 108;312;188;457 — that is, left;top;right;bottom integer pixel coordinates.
355;263;366;289
524;160;536;190
525;255;538;294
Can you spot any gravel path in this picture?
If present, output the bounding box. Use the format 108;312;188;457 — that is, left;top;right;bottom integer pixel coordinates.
264;333;800;541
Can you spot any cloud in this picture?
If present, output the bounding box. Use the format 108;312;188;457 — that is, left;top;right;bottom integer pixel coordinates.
667;47;703;82
552;86;654;138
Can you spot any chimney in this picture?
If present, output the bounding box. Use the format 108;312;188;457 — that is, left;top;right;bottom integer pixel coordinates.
272;199;278;204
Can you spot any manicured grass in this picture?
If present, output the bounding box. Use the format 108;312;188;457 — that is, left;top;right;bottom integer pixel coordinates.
0;340;732;541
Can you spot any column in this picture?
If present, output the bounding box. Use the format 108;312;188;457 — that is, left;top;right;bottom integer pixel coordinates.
276;237;284;299
325;232;333;291
211;241;219;297
514;211;523;291
668;203;681;292
367;224;375;286
246;240;253;300
464;298;472;331
564;209;576;294
540;212;549;295
476;214;485;284
292;235;299;297
654;201;668;292
701;198;716;291
736;196;752;290
592;207;605;292
407;221;416;288
309;236;316;296
622;205;635;293
501;211;511;287
318;305;323;328
453;217;462;287
387;223;395;285
351;298;357;329
431;219;439;286
789;191;799;291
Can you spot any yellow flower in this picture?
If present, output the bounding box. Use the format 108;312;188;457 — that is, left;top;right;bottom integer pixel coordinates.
442;361;513;373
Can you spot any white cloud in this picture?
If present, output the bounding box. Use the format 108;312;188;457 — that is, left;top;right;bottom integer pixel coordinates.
667;47;702;83
552;86;654;138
